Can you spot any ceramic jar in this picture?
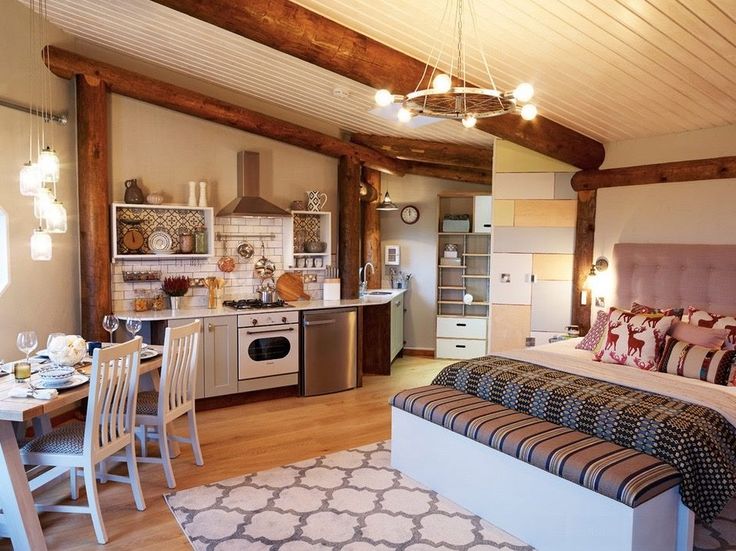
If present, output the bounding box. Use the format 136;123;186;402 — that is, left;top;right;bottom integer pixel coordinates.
124;179;144;204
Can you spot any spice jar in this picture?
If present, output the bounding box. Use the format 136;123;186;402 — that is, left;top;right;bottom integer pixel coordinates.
194;226;207;254
134;290;151;312
179;231;194;254
151;293;165;311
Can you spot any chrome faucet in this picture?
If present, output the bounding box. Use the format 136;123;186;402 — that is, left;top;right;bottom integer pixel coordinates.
359;262;375;296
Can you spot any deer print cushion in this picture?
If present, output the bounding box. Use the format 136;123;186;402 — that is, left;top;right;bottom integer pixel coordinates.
657;336;736;386
630;302;684;320
688;308;736;351
593;308;677;370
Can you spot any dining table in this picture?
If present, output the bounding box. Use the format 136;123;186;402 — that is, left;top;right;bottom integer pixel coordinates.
0;351;164;551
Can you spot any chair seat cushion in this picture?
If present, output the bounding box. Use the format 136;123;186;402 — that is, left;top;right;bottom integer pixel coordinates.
21;421;85;455
136;390;159;415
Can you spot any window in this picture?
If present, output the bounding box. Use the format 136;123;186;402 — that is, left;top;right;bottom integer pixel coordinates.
0;207;8;296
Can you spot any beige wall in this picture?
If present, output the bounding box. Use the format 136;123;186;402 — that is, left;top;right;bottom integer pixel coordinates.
0;2;79;360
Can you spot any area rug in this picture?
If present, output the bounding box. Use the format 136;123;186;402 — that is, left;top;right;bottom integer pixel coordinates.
166;441;736;550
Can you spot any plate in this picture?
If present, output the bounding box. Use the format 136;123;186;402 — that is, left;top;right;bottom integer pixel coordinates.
33;373;89;390
141;348;159;360
148;230;173;252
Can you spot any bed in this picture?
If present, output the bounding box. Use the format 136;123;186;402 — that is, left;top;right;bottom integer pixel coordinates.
391;243;736;551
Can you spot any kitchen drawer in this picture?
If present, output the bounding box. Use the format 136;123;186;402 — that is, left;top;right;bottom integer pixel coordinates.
436;317;487;339
436;338;487;359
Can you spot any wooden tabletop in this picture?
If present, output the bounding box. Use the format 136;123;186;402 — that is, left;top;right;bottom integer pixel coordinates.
0;353;163;423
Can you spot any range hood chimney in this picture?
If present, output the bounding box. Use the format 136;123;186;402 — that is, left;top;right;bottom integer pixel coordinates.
217;151;290;217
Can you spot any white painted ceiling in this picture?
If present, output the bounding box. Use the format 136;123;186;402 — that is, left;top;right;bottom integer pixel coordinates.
26;0;736;145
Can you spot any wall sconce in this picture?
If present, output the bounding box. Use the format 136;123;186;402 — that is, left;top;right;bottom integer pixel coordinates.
581;257;609;306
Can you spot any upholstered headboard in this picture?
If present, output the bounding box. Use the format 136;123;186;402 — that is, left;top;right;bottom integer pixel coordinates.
612;243;736;313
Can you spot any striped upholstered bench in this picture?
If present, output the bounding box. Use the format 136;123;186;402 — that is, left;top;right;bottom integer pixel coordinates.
391;385;680;508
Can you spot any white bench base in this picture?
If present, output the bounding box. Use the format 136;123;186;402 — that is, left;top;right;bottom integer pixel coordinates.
391;407;694;551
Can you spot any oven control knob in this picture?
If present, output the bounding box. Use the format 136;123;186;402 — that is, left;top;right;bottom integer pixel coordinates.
251;319;258;326
281;316;287;323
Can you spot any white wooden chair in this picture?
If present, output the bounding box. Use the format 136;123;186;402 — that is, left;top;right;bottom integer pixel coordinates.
19;338;146;544
135;320;203;488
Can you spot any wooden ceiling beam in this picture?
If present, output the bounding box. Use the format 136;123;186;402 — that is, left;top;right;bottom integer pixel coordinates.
403;161;492;185
351;134;492;170
152;0;605;170
571;155;736;191
43;46;405;175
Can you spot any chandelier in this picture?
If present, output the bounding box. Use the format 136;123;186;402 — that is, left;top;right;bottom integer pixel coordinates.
374;0;537;129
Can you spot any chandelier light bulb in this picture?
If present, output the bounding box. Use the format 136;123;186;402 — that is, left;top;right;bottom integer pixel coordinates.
461;115;477;128
432;73;452;93
513;83;535;103
19;162;42;196
31;229;52;261
374;89;394;107
39;146;60;183
520;103;538;121
397;107;413;123
45;201;68;234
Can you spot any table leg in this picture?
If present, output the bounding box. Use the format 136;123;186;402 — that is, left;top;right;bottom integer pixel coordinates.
141;371;180;458
0;421;47;551
32;415;52;437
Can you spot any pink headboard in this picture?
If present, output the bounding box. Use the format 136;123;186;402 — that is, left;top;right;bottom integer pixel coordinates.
612;243;736;313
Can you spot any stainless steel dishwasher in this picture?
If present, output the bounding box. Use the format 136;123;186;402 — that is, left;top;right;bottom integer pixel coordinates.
300;308;357;396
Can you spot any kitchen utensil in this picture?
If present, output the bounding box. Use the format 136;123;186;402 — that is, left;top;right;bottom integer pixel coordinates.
179;231;194;253
148;230;173;252
217;244;236;273
304;241;327;253
124;178;144;204
307;190;327;211
276;273;311;301
33;372;89;390
204;276;227;308
237;242;254;259
38;366;76;387
257;279;279;303
254;242;276;279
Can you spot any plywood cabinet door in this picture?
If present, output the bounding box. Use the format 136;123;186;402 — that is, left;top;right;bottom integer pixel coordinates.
531;280;573;332
390;294;404;361
203;316;238;397
167;317;205;399
473;196;493;233
491;253;533;305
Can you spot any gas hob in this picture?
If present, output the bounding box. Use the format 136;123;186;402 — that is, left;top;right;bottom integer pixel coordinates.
223;299;292;310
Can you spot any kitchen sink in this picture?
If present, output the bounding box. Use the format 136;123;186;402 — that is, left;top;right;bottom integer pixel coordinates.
368;291;393;295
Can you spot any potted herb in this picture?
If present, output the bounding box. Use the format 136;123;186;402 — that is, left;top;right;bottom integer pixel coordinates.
162;276;190;311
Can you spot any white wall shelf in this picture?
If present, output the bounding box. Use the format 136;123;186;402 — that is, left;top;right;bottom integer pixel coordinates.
283;210;332;270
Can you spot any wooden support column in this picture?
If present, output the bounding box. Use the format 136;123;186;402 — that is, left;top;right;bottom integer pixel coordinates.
76;74;111;340
361;167;382;290
571;190;597;334
338;156;361;299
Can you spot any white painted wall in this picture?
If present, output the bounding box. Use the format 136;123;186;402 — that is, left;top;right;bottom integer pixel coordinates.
380;174;489;350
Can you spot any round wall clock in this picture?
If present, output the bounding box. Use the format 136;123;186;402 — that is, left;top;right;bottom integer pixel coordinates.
401;205;420;225
122;228;145;252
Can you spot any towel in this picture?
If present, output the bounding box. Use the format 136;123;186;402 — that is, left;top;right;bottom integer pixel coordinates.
8;387;59;400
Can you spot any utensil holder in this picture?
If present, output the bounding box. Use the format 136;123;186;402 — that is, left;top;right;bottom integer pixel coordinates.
323;278;340;301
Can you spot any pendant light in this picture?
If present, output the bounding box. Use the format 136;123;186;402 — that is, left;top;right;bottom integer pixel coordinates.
30;228;52;261
44;200;67;233
33;187;54;220
19;162;42;196
376;191;399;211
38;146;60;183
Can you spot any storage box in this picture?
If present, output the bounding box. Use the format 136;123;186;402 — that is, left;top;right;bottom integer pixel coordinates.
440;257;462;266
443;250;458;258
442;216;471;233
323;278;341;301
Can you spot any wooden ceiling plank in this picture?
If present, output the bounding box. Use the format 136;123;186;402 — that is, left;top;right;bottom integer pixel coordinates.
152;0;605;170
403;161;492;186
43;46;406;175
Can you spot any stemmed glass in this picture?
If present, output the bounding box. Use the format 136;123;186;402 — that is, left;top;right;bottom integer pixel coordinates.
102;314;119;345
47;332;65;352
17;331;38;362
126;316;142;339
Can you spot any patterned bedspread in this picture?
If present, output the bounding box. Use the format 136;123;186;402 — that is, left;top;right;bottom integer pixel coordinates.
432;355;736;523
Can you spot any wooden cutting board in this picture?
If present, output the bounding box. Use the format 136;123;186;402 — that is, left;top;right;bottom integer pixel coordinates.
276;273;311;301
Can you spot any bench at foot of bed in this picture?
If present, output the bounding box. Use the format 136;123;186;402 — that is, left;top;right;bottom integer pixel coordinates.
391;386;694;551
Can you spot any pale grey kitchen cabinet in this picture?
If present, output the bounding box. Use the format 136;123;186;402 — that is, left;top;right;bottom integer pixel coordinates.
390;294;404;361
167;317;205;399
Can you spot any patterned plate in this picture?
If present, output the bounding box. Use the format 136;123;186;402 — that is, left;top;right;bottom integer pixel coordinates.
148;230;173;252
33;373;89;390
141;348;159;360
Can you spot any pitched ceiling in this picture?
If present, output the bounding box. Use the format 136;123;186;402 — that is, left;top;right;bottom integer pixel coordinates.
26;0;736;145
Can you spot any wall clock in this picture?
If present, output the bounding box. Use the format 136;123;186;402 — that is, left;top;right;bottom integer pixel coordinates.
122;227;145;252
400;205;420;225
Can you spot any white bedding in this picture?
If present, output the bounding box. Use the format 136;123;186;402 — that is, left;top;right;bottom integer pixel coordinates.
500;338;736;428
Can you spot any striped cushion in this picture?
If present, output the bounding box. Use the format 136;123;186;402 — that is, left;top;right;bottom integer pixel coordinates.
20;421;85;455
391;386;681;508
657;336;736;385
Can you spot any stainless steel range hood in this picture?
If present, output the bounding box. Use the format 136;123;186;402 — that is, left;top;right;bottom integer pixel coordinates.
217;151;290;217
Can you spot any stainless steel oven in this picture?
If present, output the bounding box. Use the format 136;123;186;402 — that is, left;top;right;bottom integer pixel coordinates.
238;310;299;380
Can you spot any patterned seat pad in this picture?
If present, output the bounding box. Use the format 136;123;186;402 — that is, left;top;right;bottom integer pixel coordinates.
136;390;159;415
21;421;85;455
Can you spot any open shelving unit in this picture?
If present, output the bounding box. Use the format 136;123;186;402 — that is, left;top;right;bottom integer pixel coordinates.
282;210;332;271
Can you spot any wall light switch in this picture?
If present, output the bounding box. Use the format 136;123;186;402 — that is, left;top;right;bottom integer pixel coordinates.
501;273;511;283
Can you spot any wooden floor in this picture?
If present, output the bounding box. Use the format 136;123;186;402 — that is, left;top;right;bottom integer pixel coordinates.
0;356;450;550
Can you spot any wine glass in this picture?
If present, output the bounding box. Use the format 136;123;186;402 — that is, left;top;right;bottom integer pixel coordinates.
17;331;38;362
47;332;65;352
102;314;119;345
126;316;142;339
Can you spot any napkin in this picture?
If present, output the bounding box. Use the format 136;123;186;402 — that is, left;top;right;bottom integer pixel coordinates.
9;387;59;400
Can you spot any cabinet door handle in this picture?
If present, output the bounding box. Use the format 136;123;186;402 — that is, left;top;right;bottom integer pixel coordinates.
455;344;466;348
456;323;467;327
208;323;214;332
246;327;295;335
303;319;336;327
483;223;491;228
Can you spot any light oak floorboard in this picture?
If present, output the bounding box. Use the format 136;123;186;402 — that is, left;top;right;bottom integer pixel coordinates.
0;357;449;551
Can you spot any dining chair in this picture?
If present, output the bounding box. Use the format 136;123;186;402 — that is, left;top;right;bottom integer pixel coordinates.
19;338;146;544
135;319;203;488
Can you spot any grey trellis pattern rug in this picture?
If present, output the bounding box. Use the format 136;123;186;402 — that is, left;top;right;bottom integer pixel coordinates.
165;441;736;550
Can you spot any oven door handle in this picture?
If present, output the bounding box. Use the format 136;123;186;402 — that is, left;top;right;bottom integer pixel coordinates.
302;319;336;327
245;327;296;335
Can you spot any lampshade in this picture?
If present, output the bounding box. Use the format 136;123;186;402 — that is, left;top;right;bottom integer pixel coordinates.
583;265;597;290
38;146;60;183
376;191;399;211
19;162;42;196
31;229;52;261
44;200;68;233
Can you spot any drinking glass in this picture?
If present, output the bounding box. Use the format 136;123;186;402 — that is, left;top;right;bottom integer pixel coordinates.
126;316;142;339
102;314;119;344
17;331;38;362
47;332;65;351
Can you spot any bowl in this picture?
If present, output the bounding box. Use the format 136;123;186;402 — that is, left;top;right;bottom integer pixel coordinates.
304;241;327;253
38;366;76;387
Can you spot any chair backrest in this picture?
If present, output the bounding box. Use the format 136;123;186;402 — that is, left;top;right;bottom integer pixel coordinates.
85;338;142;454
159;320;201;415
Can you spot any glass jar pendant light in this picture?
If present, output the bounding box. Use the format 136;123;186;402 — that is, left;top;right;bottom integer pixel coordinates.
44;200;68;233
33;187;55;220
38;146;60;184
19;162;42;196
31;228;52;261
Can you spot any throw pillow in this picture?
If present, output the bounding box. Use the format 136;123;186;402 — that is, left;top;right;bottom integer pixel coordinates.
575;310;609;351
688;308;736;350
670;321;728;349
631;301;684;319
657;336;736;386
594;308;676;370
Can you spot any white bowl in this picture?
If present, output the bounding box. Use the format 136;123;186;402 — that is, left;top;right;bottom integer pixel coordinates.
38;366;76;387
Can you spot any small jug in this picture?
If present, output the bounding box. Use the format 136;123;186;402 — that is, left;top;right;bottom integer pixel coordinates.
124;179;144;204
307;191;327;211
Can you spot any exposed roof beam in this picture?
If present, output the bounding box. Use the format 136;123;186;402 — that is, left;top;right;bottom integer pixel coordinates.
152;0;605;170
43;46;405;175
403;161;491;185
351;134;492;170
571;156;736;191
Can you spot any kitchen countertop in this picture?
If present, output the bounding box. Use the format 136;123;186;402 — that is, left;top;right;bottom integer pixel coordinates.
117;288;407;321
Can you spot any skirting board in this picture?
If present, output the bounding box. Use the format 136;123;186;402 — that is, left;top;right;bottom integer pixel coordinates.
391;407;694;551
402;348;435;358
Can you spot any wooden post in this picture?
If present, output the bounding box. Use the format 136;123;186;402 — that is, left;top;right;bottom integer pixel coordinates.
76;74;111;340
571;190;597;334
361;167;382;289
338;156;361;299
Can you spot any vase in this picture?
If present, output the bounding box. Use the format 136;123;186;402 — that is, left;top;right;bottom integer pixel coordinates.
187;181;197;207
198;181;208;207
170;296;181;311
124;179;144;204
